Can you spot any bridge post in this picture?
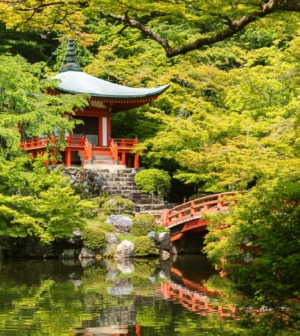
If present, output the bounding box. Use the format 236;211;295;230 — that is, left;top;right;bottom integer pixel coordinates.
162;201;169;227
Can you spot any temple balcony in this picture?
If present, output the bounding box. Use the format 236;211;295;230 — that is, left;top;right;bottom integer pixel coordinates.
20;135;140;169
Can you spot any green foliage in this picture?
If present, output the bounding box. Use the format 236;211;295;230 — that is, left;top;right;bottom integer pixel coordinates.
102;196;135;215
81;198;99;218
134;169;171;198
131;214;157;237
98;222;115;233
133;236;159;257
204;180;300;329
81;226;106;250
155;225;169;234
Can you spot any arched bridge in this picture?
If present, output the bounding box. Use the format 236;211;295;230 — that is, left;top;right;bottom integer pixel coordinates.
160;192;241;242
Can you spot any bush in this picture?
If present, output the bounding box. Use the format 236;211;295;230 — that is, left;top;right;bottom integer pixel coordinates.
133;236;159;256
98;222;115;233
81;198;100;218
81;227;106;250
102;196;135;215
131;214;157;236
155;225;169;234
134;169;171;198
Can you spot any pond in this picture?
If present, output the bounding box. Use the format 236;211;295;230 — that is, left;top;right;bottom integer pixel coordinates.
0;255;248;335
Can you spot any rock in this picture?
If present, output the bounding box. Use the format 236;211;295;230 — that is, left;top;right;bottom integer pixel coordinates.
147;231;159;247
106;215;132;234
106;233;118;244
169;243;178;255
158;232;171;251
98;233;119;256
78;247;95;259
116;259;134;274
73;230;82;238
114;240;134;258
160;250;170;260
60;249;79;259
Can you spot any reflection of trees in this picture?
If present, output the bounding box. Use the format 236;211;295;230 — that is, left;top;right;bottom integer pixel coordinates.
2;256;294;335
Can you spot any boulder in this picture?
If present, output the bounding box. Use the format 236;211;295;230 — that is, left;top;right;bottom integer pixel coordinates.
78;247;95;259
160;250;171;261
114;240;134;258
147;231;160;247
106;215;132;234
60;249;79;259
158;232;171;251
106;233;118;244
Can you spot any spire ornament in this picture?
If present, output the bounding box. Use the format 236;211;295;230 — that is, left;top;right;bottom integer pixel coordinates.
59;39;82;73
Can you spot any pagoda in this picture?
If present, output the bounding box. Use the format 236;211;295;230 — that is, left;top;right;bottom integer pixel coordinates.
20;40;169;168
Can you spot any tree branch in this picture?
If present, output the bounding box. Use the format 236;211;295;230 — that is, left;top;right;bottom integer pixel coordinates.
101;0;300;58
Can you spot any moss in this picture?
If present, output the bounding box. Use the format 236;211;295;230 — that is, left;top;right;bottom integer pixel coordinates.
131;214;157;236
98;222;115;233
102;196;135;215
133;236;159;257
81;227;106;250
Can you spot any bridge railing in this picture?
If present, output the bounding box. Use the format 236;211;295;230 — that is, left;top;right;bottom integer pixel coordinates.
163;192;239;227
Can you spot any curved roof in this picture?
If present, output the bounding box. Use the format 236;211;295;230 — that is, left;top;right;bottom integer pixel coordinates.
52;71;170;99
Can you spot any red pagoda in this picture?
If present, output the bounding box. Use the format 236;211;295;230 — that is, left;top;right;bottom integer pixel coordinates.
20;40;169;169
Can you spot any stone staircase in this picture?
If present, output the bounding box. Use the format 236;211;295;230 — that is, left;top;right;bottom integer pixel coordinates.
63;167;168;220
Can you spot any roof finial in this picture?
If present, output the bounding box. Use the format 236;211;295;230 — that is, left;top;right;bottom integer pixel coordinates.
59;39;82;73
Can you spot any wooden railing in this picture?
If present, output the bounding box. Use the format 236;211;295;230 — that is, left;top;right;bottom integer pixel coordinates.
66;134;85;147
110;139;119;163
162;192;240;227
20;137;48;150
83;137;92;162
112;137;138;149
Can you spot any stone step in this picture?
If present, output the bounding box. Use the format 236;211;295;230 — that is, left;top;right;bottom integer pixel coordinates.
92;155;114;160
93;160;115;164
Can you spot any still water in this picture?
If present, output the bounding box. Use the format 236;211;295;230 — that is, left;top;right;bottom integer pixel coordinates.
0;255;240;336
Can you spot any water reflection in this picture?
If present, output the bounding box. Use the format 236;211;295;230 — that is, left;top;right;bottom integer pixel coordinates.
0;256;241;336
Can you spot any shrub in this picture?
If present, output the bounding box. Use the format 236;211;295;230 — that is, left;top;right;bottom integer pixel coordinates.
155;225;170;234
131;214;157;236
81;227;106;250
102;196;135;215
133;236;159;256
98;222;115;233
134;169;171;198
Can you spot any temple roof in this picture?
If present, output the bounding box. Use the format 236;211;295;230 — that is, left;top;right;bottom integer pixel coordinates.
52;71;170;99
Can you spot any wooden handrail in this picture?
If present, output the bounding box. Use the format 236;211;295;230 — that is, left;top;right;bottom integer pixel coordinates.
110;139;119;162
111;138;138;149
162;192;242;227
83;137;92;161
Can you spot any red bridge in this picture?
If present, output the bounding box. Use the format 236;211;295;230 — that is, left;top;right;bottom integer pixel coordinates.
159;192;241;242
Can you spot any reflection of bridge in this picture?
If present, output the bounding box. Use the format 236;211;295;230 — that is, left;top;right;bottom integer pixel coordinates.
159;192;241;241
157;267;236;319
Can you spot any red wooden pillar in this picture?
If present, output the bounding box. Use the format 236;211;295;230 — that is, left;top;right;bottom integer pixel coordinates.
66;149;71;167
134;154;139;169
121;151;126;165
126;154;131;168
136;324;141;336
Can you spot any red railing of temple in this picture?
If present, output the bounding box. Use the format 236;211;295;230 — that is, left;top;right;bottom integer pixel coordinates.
110;138;119;163
113;137;138;149
66;134;85;147
83;137;92;162
20;137;48;150
162;192;240;228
